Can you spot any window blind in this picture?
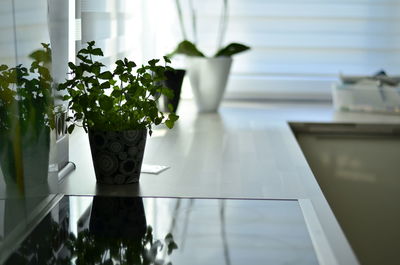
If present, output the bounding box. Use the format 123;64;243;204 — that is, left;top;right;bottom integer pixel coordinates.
0;0;49;67
80;0;142;68
148;0;400;100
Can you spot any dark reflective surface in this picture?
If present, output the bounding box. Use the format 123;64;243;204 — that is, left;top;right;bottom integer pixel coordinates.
1;196;319;265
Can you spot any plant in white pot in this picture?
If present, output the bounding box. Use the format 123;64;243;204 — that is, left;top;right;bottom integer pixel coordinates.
58;41;178;184
168;0;250;113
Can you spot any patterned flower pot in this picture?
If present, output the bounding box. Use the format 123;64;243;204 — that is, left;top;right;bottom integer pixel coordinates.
88;129;147;184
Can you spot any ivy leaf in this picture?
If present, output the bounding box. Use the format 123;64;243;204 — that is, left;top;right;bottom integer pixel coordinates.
214;43;250;57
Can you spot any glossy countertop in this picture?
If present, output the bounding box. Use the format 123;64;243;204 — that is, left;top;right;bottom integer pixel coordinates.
2;196;319;265
2;100;400;264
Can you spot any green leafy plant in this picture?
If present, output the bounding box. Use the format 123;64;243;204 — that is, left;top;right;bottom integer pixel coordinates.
58;41;179;135
0;44;54;190
0;43;54;133
168;0;250;58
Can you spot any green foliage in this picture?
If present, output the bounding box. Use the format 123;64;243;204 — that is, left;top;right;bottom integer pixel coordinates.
67;226;178;265
214;42;251;57
167;40;205;58
0;43;55;134
168;40;250;58
58;41;179;134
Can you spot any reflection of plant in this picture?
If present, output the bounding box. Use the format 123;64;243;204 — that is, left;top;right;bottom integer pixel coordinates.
67;226;178;265
0;43;54;134
4;211;70;265
0;44;54;189
58;41;179;135
168;0;250;58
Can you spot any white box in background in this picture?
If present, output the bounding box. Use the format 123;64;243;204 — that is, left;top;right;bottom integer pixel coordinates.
332;83;400;114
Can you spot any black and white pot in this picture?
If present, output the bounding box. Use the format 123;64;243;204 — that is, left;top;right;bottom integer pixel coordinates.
88;129;147;184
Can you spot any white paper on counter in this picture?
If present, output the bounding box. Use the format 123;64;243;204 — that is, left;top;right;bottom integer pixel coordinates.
141;164;170;174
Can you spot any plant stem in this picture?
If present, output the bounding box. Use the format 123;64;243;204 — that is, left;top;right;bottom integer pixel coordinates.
175;0;187;40
189;0;198;44
217;0;228;50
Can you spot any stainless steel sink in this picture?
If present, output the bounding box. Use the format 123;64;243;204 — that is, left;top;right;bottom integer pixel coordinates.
292;122;400;265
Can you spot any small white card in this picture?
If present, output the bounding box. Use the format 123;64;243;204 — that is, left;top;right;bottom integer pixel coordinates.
141;164;170;174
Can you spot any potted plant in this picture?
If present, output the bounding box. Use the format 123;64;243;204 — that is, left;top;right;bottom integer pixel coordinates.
160;68;186;114
168;0;250;113
58;41;179;184
0;43;54;194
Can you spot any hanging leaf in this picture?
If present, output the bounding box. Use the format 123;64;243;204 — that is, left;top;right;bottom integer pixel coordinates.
214;43;250;57
168;40;205;57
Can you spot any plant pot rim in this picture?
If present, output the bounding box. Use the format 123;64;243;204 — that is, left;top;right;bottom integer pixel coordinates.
88;128;147;133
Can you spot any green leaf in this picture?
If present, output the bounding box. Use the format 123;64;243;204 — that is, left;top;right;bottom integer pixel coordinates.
78;48;89;55
163;56;171;64
67;124;75;134
99;96;113;110
100;82;110;89
111;89;122;98
148;59;160;66
168;40;205;57
165;119;174;129
29;47;51;63
167;241;178;254
98;71;113;80
68;62;76;70
77;54;92;64
91;48;104;56
214;43;250;57
0;64;8;71
76;83;85;90
167;103;174;112
128;61;137;68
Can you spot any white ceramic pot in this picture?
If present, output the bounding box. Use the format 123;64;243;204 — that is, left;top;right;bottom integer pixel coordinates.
186;57;232;113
